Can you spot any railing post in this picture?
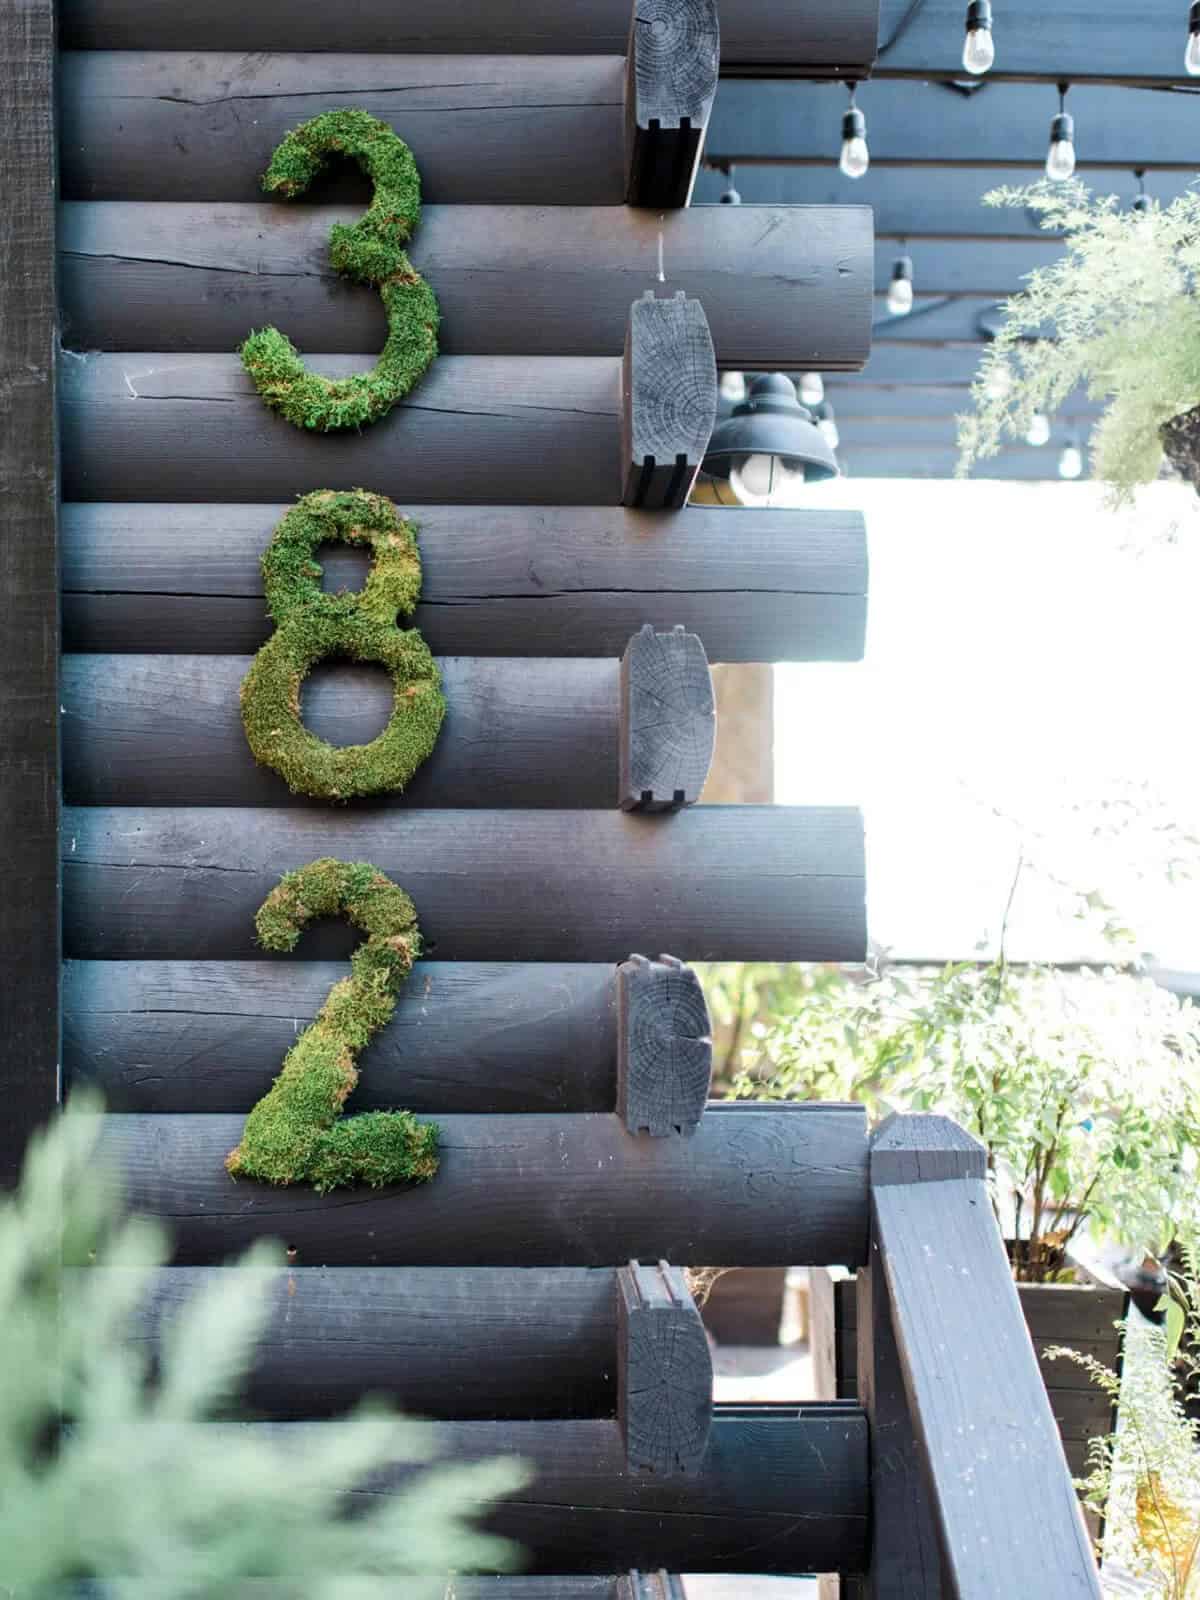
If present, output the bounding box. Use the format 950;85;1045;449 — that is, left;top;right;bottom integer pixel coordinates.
864;1113;1101;1600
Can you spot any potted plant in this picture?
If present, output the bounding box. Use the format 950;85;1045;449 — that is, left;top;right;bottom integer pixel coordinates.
741;958;1200;1486
956;179;1200;499
1046;1238;1199;1594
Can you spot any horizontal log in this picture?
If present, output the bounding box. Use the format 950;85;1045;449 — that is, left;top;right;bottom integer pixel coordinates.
61;53;627;207
59;202;872;370
64;960;618;1114
874;0;1195;85
79;1412;869;1576
60;503;870;664
63;806;868;963
708;79;1200;171
100;1265;619;1419
694;164;1198;225
61;355;622;506
58;5;880;74
94;1105;871;1266
62;654;626;808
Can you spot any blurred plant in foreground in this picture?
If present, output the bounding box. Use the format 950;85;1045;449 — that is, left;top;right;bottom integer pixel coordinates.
0;1096;526;1598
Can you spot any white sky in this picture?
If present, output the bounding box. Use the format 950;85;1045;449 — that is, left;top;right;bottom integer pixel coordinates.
773;477;1200;967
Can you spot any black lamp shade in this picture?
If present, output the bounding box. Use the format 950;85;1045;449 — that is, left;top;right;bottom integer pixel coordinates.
701;373;839;492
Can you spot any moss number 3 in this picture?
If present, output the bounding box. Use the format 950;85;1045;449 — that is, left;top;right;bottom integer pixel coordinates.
226;859;439;1192
240;110;439;431
240;489;444;800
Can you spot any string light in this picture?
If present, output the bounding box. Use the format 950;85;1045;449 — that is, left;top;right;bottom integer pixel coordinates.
886;253;914;317
798;372;825;406
1132;168;1150;215
1025;410;1051;447
1187;2;1200;74
1058;437;1084;479
719;371;747;403
718;163;742;205
1046;83;1076;182
840;84;870;179
962;0;995;74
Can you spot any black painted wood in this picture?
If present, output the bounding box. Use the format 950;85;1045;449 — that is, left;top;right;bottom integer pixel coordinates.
874;0;1198;85
870;1114;1101;1599
62;806;868;963
693;164;1197;226
619;627;715;812
64;960;618;1114
58;2;880;75
624;0;719;210
617;1261;712;1474
95;1105;870;1267
99;1265;618;1419
62;654;624;809
818;380;1097;420
0;0;58;1186
60;503;871;665
61;355;622;506
868;237;1060;296
616;954;711;1136
708;79;1200;171
58;202;873;370
60;53;627;207
834;444;1069;481
622;293;717;509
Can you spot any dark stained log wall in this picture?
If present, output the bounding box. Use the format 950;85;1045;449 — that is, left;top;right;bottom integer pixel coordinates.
71;954;754;1120
95;1105;871;1266
60;503;870;665
64;960;619;1114
0;0;59;1184
63;806;868;963
58;4;881;75
62;655;626;809
59;203;873;369
62;355;622;506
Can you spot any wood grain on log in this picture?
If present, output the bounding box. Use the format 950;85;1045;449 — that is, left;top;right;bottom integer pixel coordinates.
621;294;716;509
616;954;712;1135
617;1261;712;1474
619;627;715;811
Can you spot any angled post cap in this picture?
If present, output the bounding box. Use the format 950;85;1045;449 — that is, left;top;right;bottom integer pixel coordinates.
621;290;718;510
617;951;713;1135
871;1112;987;1186
619;623;716;812
624;0;720;210
617;1259;713;1475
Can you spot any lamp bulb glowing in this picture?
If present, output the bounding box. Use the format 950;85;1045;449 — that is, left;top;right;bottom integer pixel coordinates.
798;372;825;406
729;454;807;506
1025;410;1051;447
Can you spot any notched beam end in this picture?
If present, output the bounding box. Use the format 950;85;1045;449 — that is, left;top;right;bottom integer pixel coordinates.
617;1259;713;1475
621;290;718;510
618;1573;689;1600
617;949;712;1136
624;0;720;209
619;623;715;812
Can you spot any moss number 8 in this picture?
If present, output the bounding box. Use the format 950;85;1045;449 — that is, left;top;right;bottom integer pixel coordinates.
240;489;445;800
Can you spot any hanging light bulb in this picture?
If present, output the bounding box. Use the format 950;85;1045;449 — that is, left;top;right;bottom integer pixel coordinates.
1058;438;1084;479
719;163;742;205
719;370;748;403
798;372;825;406
962;0;995;74
814;401;840;451
983;363;1012;400
1046;84;1076;182
1025;410;1051;447
839;84;869;179
1132;168;1150;216
886;254;914;317
1187;2;1200;73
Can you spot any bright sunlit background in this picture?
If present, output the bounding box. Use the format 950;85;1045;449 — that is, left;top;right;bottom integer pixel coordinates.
773;477;1200;968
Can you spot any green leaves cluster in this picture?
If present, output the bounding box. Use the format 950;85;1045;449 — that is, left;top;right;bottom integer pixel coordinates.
0;1100;524;1596
735;961;1200;1279
956;179;1200;500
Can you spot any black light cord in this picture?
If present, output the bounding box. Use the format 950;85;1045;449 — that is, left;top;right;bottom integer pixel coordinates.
877;0;930;58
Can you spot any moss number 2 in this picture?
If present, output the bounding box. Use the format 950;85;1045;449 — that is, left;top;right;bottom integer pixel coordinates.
226;859;439;1192
240;110;439;431
240;489;445;801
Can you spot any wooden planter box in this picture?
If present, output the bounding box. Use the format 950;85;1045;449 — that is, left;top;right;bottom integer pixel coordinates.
699;1267;789;1346
812;1270;1127;1484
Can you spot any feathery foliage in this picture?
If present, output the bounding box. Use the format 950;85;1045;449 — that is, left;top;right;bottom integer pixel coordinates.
0;1099;524;1596
957;179;1200;500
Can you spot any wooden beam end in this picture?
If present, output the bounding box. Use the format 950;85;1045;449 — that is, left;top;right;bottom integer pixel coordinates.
616;950;712;1136
624;0;720;210
617;1259;712;1475
619;624;715;811
621;291;718;509
871;1112;988;1187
